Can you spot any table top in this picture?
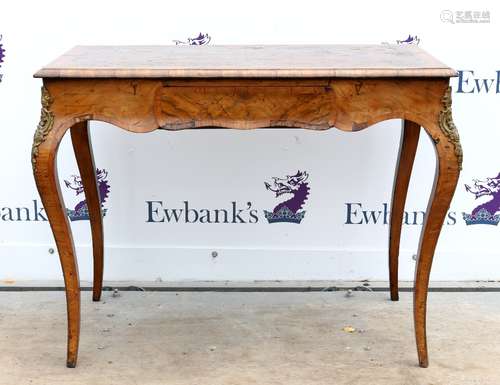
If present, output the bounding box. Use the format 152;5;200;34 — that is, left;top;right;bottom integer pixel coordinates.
34;44;456;79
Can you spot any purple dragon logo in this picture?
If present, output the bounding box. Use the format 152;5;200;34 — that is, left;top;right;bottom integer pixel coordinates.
396;34;420;45
64;168;110;221
0;35;6;73
173;32;211;46
264;171;310;224
463;172;500;225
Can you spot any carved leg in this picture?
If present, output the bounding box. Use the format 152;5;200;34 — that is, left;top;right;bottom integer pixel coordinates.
389;120;420;301
32;87;80;368
70;121;104;302
414;88;462;367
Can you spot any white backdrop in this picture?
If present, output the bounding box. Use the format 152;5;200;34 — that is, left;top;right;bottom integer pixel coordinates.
0;0;499;282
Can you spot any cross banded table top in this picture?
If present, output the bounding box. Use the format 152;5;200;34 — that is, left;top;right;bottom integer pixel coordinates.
34;44;456;79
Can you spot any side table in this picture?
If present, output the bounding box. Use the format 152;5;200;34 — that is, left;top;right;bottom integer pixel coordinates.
32;45;462;367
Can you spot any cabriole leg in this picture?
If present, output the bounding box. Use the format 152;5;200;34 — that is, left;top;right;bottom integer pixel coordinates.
389;120;420;301
70;121;104;302
32;86;81;367
414;88;462;367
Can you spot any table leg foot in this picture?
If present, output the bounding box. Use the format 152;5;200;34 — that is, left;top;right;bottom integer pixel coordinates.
70;121;104;302
389;120;420;302
66;359;77;368
414;109;461;367
418;358;429;368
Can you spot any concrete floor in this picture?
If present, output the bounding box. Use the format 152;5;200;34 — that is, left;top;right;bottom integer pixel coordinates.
1;290;499;385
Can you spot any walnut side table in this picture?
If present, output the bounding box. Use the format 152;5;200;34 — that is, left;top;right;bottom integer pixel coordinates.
32;45;462;368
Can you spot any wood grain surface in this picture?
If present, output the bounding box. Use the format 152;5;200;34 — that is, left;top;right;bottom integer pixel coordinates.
34;45;456;78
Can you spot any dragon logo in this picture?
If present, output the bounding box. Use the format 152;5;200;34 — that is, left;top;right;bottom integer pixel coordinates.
64;168;110;221
396;34;420;45
264;171;310;224
463;172;500;225
0;35;5;67
173;32;211;46
0;34;5;83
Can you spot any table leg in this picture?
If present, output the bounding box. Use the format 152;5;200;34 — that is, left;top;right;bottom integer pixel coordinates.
32;88;81;368
70;121;104;302
414;98;461;367
389;120;420;301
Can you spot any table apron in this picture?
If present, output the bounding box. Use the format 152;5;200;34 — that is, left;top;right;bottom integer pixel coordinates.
43;78;449;133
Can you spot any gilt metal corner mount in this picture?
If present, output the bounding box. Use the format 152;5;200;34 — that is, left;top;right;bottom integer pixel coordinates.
31;86;55;171
438;86;463;170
